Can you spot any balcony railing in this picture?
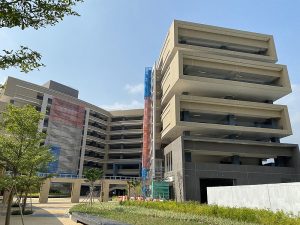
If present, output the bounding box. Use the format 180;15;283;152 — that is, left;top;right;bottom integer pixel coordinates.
181;112;282;130
109;138;142;144
183;65;281;87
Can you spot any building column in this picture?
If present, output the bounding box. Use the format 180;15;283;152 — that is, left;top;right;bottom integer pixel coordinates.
79;108;90;177
71;180;82;203
39;179;51;203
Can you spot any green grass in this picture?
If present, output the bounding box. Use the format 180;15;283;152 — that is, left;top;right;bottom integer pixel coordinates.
70;202;257;225
120;201;300;225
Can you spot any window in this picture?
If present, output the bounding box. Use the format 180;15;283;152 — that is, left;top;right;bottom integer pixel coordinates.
43;118;49;127
48;98;52;104
37;93;43;100
165;152;173;172
185;152;192;162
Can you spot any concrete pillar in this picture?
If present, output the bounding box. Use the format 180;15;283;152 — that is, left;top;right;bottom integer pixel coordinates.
71;180;82;203
39;179;51;203
102;181;110;202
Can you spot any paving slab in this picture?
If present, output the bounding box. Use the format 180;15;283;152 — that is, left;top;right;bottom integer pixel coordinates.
0;198;79;225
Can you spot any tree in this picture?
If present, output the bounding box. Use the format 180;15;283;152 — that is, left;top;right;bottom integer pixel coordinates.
84;168;103;205
0;0;83;73
0;104;53;225
127;180;141;199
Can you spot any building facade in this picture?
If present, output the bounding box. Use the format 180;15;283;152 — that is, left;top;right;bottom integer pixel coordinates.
150;20;300;202
0;77;143;178
1;20;299;203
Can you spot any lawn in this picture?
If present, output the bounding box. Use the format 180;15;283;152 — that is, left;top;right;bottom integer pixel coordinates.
121;201;300;225
70;202;257;225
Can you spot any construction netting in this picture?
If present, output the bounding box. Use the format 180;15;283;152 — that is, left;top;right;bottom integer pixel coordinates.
46;97;85;175
48;145;60;173
142;67;152;196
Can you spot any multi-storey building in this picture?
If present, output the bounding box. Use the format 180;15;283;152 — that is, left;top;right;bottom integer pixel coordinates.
1;20;299;203
0;77;143;178
150;20;300;202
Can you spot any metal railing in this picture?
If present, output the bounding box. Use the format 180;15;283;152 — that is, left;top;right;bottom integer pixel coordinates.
36;172;140;181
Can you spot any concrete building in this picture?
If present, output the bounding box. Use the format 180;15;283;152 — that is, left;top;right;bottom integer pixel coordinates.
0;77;143;178
150;20;300;202
1;20;299;204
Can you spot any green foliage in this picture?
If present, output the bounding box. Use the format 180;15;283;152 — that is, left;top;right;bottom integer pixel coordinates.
0;0;83;29
0;104;53;224
0;0;83;73
0;104;52;176
120;201;300;225
84;168;103;183
70;202;253;225
84;168;104;205
0;46;44;73
127;180;142;197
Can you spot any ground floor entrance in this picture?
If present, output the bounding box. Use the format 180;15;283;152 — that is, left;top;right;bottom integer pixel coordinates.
199;178;235;203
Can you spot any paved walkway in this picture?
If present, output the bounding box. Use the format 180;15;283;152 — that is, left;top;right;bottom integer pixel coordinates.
0;198;78;225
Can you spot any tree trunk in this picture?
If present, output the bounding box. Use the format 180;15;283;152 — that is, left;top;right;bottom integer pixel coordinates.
22;191;28;213
5;189;14;225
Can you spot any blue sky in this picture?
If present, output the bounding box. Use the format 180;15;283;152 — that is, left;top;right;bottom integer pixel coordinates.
0;0;299;144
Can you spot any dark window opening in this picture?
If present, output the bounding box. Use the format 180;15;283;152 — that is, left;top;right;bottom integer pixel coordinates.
37;93;43;100
200;178;235;203
185;152;192;162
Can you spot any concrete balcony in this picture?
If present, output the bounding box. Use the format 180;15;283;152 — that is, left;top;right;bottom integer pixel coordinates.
161;95;292;142
83;156;105;164
109;138;142;144
88;114;108;126
108;148;142;154
109;129;143;135
106;158;141;164
161;51;291;105
85;145;106;154
86;135;106;144
111;120;143;126
158;20;277;73
87;125;107;134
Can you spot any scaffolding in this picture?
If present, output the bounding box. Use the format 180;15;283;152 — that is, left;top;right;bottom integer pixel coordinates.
142;67;152;196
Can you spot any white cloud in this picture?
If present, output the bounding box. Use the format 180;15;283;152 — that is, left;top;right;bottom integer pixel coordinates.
277;84;300;145
124;83;143;94
100;100;143;111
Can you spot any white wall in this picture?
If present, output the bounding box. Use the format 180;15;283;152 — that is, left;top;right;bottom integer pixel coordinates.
207;182;300;216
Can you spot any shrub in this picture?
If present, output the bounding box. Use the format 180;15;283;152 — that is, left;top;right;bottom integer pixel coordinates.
11;210;33;215
120;201;300;225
